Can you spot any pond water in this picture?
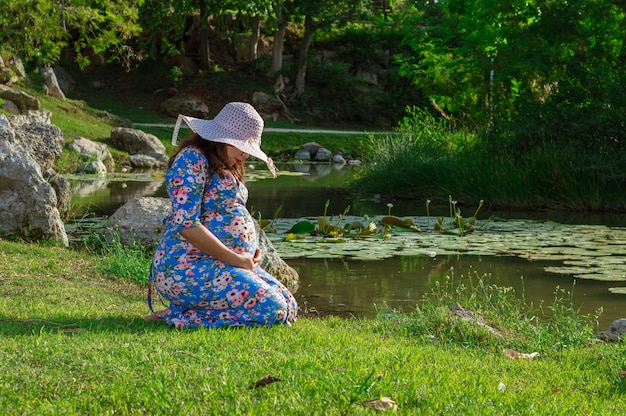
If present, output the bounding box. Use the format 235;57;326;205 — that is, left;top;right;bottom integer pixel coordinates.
68;163;625;330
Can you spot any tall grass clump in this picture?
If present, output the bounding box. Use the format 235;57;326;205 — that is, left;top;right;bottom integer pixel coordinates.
373;268;600;352
75;232;152;285
354;105;626;211
353;106;471;198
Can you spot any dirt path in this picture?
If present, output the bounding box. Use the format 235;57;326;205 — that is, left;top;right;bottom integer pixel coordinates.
134;123;388;135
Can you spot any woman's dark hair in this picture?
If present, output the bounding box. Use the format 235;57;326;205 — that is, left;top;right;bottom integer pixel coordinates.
168;133;246;182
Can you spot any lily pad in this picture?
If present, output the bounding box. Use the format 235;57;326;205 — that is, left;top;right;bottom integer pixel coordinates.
268;215;626;283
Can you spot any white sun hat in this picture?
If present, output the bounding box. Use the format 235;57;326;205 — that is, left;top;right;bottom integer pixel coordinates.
172;102;277;177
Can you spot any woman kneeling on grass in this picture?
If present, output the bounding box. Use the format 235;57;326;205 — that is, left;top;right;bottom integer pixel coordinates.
145;102;298;328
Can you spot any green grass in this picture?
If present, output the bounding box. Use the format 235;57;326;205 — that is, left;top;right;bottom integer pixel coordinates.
1;239;624;415
35;90;375;174
353;118;626;212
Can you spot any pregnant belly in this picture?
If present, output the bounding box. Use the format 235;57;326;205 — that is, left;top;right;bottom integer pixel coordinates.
205;211;257;254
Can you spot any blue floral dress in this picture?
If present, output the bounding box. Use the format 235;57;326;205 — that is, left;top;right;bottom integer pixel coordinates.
149;146;298;328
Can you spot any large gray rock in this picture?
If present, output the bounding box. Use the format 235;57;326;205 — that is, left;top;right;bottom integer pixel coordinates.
0;85;40;113
44;169;72;217
107;196;298;290
160;96;210;119
0;116;68;245
597;318;626;342
69;137;113;163
9;110;64;174
52;65;75;96
76;160;107;175
110;127;167;167
107;197;171;247
41;66;65;99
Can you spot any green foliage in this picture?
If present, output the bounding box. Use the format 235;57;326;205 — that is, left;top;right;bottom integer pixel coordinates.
0;0;143;68
374;269;599;351
396;0;626;150
355;103;626;211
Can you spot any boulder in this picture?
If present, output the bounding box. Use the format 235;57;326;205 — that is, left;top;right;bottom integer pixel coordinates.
0;85;40;113
110;127;167;168
69;137;113;163
0;115;68;245
160;96;210;119
76;160;107;175
41;66;65;99
293;149;311;161
52;65;75;96
128;154;168;168
314;147;333;162
10;110;63;173
252;91;283;119
106;197;171;247
44;169;72;217
597;318;626;342
106;196;298;290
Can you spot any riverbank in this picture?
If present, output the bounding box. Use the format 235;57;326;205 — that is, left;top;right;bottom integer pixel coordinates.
0;239;624;414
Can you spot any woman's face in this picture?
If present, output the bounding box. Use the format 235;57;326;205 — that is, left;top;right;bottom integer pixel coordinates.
225;144;249;167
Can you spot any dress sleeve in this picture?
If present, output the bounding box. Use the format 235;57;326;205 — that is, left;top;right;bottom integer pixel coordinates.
165;147;209;232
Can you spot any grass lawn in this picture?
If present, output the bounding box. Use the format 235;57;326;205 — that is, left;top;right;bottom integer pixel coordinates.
0;240;624;415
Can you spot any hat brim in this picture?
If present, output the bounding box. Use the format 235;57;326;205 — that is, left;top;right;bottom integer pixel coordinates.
173;115;277;177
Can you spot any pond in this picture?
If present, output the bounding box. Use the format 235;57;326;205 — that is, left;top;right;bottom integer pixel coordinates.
67;162;626;330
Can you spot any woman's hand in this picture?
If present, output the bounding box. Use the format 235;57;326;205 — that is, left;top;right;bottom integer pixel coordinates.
234;248;262;270
179;225;263;270
253;248;262;266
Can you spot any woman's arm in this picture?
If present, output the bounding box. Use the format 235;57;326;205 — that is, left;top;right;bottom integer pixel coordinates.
179;225;259;270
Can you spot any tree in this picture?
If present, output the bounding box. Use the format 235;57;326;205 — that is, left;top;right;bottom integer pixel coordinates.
268;0;294;77
396;0;626;148
0;0;143;69
292;0;368;97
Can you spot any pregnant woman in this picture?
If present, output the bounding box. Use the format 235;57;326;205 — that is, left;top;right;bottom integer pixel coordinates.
146;102;298;328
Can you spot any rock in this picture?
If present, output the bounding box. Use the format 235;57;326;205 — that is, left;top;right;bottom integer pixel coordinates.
0;85;40;113
9;110;63;173
76;160;107;175
300;142;323;158
293;149;311;161
52;65;75;96
69;137;113;162
0;56;24;85
40;66;65;99
252;91;283;119
110;127;167;165
255;221;299;292
128;154;167;168
106;197;171;247
44;169;72;217
9;109;51;125
0;115;68;245
160;96;210;119
106;196;298;290
597;318;626;342
332;154;346;165
1;99;20;115
314;147;333;162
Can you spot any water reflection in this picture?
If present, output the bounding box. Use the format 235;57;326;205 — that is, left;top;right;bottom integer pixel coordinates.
67;163;625;330
290;255;623;329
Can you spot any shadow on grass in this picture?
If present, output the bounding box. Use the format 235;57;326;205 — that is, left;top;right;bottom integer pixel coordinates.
0;315;169;336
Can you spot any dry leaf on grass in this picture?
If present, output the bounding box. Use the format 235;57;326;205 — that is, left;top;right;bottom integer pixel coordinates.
503;348;540;360
249;375;282;389
618;370;626;378
360;396;397;411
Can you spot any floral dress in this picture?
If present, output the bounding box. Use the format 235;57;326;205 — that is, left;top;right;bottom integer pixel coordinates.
149;146;298;328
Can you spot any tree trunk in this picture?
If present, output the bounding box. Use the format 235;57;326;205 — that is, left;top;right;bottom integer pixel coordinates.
270;25;286;76
198;2;211;70
248;15;261;62
294;14;315;97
